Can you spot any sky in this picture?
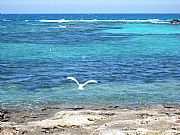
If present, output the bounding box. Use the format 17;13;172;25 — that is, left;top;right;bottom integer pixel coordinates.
0;0;180;14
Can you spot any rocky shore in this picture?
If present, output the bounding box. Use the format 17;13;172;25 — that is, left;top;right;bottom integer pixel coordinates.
1;104;180;135
170;19;180;24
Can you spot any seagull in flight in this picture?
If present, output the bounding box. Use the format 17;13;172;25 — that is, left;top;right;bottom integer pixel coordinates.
67;77;98;90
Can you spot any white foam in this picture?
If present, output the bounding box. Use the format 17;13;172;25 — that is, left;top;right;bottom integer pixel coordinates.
151;21;170;24
39;19;73;23
48;25;67;29
38;19;169;23
59;25;67;28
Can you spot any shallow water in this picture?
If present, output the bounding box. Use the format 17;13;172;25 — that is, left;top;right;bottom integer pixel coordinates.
0;14;180;109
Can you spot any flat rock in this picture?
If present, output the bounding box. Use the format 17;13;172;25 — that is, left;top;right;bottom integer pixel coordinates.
1;105;180;135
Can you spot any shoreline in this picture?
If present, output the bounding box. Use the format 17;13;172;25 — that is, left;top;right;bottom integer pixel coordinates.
1;104;180;135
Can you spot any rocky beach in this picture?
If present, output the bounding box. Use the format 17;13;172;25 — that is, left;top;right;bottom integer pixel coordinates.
1;13;180;135
1;104;180;135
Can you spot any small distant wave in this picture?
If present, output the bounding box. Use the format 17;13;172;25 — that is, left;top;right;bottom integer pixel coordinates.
38;19;99;23
48;25;67;29
38;19;170;24
0;19;11;22
59;25;67;28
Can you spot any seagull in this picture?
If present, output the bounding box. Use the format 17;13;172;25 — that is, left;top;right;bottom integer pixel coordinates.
67;77;97;90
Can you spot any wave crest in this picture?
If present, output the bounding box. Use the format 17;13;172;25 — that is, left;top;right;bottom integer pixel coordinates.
38;19;169;24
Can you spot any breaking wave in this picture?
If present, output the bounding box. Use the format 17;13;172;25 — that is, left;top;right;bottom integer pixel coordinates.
38;19;170;24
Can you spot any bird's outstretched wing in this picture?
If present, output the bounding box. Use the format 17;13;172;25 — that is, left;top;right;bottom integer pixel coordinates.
67;77;80;85
82;80;97;87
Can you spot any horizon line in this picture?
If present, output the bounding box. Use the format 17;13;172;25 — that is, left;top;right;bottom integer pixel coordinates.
1;12;180;15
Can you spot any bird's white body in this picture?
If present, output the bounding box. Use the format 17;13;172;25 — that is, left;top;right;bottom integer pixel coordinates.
78;84;84;90
67;77;97;90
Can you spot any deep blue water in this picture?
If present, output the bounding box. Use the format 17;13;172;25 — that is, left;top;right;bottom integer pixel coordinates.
0;14;180;109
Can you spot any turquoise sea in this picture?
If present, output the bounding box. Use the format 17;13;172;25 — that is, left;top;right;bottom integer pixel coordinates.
0;14;180;109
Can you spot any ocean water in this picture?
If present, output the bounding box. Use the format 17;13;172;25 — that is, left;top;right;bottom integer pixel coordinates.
0;14;180;109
